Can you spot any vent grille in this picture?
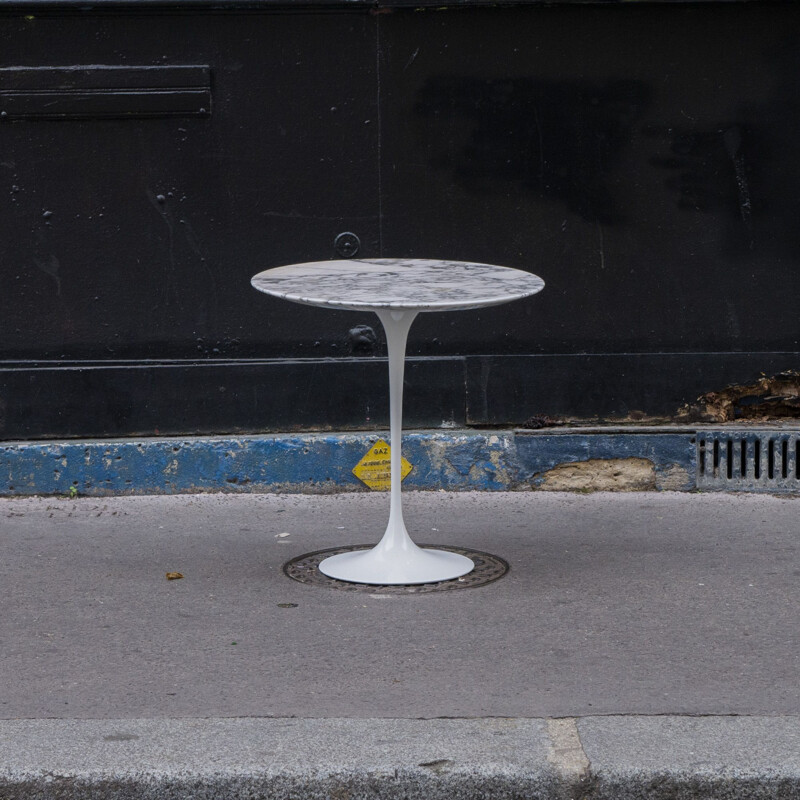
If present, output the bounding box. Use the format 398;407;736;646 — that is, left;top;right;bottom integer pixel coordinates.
697;431;800;491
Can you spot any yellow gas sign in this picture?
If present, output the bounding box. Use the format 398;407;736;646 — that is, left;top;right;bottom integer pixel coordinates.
353;439;413;491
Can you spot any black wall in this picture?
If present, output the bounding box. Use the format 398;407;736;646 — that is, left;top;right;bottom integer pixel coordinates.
1;0;798;438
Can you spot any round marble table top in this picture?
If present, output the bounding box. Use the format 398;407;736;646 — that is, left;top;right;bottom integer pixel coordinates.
251;258;544;312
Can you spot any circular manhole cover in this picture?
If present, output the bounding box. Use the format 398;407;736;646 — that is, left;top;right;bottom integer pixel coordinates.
283;545;508;594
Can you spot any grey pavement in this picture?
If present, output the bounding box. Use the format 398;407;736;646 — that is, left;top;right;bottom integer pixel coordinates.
2;716;800;799
2;491;800;798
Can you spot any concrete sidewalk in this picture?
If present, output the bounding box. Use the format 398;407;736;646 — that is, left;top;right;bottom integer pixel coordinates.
2;491;799;797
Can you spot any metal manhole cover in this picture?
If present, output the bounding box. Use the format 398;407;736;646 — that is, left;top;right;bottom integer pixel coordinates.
283;545;509;594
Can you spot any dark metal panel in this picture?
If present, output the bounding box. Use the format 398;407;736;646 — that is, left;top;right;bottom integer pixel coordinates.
0;1;766;10
0;358;466;439
0;11;380;366
0;65;209;91
0;89;210;118
379;3;800;356
465;353;800;425
0;65;211;118
1;2;799;440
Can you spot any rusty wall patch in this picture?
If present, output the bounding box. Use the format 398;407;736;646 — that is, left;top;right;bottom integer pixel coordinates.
679;371;800;423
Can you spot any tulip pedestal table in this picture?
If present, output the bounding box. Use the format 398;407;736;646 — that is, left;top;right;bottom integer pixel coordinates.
251;258;544;585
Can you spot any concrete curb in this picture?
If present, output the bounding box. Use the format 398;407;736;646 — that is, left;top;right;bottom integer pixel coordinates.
1;428;698;496
1;717;798;800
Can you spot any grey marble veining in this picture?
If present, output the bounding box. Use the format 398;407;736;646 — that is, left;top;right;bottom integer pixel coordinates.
251;258;545;311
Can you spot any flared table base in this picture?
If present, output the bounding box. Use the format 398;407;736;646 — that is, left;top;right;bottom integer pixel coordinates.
319;545;474;585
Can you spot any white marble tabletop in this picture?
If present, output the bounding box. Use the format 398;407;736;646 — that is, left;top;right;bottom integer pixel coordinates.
251;258;544;312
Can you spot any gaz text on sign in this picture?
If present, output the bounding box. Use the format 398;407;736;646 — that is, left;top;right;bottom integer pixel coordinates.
353;439;412;491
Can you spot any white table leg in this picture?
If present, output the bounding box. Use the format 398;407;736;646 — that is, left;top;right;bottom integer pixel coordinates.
319;309;475;585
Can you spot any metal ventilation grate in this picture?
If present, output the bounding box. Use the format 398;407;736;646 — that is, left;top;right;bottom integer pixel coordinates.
697;431;800;491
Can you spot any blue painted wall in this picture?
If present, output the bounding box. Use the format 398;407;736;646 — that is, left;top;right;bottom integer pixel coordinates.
1;430;697;496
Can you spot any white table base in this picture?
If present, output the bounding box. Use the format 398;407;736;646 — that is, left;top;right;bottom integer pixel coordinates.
318;543;474;585
318;309;475;585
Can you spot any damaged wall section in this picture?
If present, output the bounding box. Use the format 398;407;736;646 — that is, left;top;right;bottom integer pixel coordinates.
679;371;800;423
515;430;696;492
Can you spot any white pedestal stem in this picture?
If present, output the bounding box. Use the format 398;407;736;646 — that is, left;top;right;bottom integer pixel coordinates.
375;309;419;556
317;308;474;585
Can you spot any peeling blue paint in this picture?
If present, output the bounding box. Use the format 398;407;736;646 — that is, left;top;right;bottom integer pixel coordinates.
515;432;696;491
0;429;697;496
